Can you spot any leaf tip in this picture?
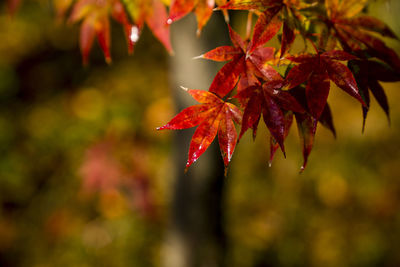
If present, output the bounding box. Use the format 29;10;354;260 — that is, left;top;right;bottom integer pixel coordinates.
299;165;305;174
361;99;368;108
192;54;204;60
224;167;228;177
251;128;257;141
361;120;366;133
184;160;194;173
280;143;286;158
386;112;391;127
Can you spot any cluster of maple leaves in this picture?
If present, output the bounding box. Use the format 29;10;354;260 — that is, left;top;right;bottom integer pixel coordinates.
7;0;400;172
159;0;400;172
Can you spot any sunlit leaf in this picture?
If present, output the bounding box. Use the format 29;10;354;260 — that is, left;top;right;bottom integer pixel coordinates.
158;89;242;170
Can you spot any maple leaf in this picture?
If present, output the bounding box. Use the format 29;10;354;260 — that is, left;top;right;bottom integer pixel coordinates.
134;0;173;53
197;24;281;99
348;59;400;131
235;78;304;156
270;104;336;166
324;0;400;69
157;89;242;172
167;0;228;35
69;0;172;64
266;104;318;172
284;49;366;119
69;0;138;64
267;86;336;170
295;111;317;172
196;24;306;159
292;86;335;170
268;110;292;165
218;0;313;58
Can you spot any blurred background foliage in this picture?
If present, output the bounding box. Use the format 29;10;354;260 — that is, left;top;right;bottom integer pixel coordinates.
0;1;400;266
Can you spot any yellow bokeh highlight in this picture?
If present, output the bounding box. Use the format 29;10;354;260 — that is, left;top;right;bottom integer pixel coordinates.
317;174;348;207
98;189;128;219
144;97;173;137
71;88;104;120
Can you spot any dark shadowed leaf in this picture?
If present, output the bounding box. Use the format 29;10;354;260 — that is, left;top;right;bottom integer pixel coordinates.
280;21;296;58
350;15;398;39
284;62;314;89
325;60;365;106
368;79;390;123
306;70;330;119
318;103;336;138
295;112;317;172
262;93;286;155
325;1;400;69
285;50;365;119
269;111;293;165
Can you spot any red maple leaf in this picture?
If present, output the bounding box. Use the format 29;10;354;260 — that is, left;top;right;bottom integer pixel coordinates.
269;107;336;170
348;59;400;131
295;111;317;172
235;78;304;155
267;86;336;170
289;87;336;170
218;0;312;58
167;0;228;35
157;89;242;172
268;110;292;165
197;23;281;99
69;0;136;64
69;0;172;65
197;22;307;161
324;0;400;69
135;0;173;53
284;49;366;119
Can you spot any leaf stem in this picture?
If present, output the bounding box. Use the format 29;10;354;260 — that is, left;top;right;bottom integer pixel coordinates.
246;11;253;41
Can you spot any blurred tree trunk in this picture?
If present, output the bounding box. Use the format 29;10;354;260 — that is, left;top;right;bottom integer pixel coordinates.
163;13;230;267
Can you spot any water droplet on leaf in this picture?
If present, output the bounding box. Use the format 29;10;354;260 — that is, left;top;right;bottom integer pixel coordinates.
130;26;140;43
